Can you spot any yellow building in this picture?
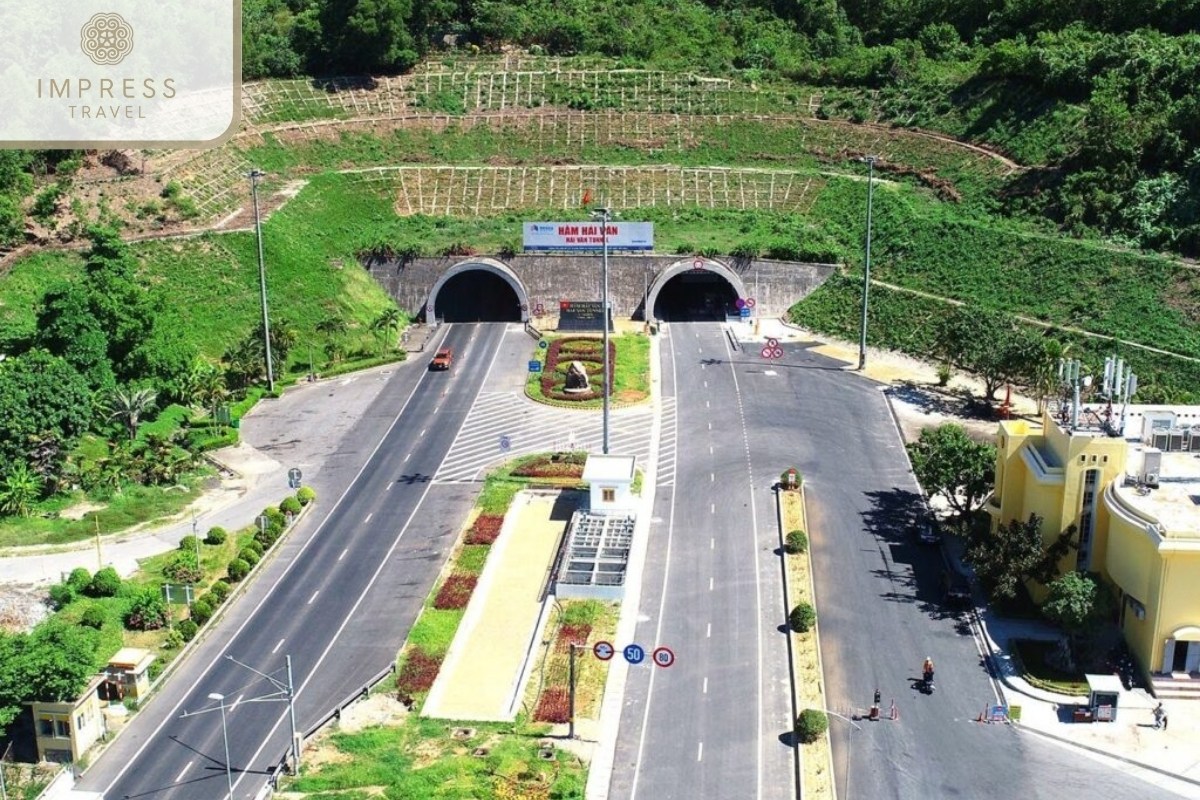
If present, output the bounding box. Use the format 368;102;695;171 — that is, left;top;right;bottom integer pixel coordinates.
991;404;1200;697
27;675;107;764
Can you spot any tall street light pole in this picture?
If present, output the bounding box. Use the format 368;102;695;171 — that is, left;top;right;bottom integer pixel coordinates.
592;207;612;455
207;692;234;800
249;169;275;392
225;653;302;774
857;156;878;371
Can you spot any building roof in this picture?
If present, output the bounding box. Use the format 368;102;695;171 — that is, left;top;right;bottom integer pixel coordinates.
108;647;155;671
1114;454;1200;538
1085;673;1125;694
582;454;636;482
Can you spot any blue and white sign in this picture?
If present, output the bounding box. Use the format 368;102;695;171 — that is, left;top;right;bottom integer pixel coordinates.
538;340;549;349
528;360;542;373
523;222;654;252
623;643;646;665
739;307;752;318
499;435;512;451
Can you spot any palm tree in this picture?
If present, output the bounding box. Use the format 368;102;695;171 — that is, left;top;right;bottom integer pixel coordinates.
0;462;43;518
371;307;402;356
189;365;229;426
107;387;158;441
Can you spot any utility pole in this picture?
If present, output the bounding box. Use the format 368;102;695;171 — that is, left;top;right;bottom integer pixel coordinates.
857;156;878;371
592;207;613;455
568;643;584;739
94;513;102;570
248;169;275;392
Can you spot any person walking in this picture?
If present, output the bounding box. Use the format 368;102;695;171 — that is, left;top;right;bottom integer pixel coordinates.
1153;702;1166;730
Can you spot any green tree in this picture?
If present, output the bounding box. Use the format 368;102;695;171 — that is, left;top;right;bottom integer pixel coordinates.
19;619;102;703
906;424;996;520
107;387;158;441
1043;570;1116;665
188;362;229;424
0;349;92;476
935;307;1038;400
309;0;419;74
35;282;115;391
125;585;170;631
0;462;43;517
967;514;1078;602
371;307;402;356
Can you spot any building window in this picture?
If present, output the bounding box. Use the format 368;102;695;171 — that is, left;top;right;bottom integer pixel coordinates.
1077;469;1100;571
602;488;615;503
54;718;70;738
1102;456;1108;463
39;716;54;737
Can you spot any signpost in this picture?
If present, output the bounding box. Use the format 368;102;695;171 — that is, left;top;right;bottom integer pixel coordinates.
593;641;614;661
652;646;675;668
528;361;542;373
287;467;302;489
499;435;512;452
761;337;783;361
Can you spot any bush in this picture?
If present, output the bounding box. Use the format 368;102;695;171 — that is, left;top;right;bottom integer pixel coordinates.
177;619;199;641
164;551;203;583
48;583;76;609
88;566;123;597
244;539;264;557
164;628;184;649
396;648;442;694
280;496;302;515
226;558;250;582
80;605;107;629
209;580;231;602
789;602;817;633
204;526;227;545
785;530;808;554
198;592;217;610
190;598;214;626
178;535;200;554
263;505;285;524
238;547;261;567
66;567;92;591
795;709;829;743
465;515;504;545
296;486;315;506
125;586;169;630
255;524;283;549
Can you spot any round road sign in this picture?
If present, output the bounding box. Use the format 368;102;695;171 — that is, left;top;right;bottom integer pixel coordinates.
593;641;615;661
760;346;773;359
692;258;704;270
735;298;746;310
499;435;512;451
623;643;646;665
538;340;549;349
746;298;757;309
767;337;779;348
772;347;784;359
652;646;675;668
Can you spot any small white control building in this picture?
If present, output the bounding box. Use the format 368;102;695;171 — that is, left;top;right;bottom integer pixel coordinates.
582;455;637;513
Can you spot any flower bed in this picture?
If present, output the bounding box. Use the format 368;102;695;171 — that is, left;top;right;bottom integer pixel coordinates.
556;623;592;651
511;453;587;479
433;574;479;610
539;337;615;402
465;514;504;545
534;688;571;723
396;648;443;694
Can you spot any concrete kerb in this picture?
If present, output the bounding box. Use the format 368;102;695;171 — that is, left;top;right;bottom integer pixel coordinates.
71;497;314;781
772;484;804;799
584;330;664;800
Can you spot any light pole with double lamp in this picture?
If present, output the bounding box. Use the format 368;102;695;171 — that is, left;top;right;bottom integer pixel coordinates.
207;692;234;800
857;155;878;371
590;207;612;454
248;169;275;392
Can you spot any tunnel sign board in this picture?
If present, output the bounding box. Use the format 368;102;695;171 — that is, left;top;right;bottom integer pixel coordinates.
559;300;614;332
523;222;654;251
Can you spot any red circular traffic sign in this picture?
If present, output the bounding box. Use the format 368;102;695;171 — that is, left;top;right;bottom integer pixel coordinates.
746;298;757;308
760;346;773;359
693;258;704;270
767;337;779;348
772;347;784;359
652;646;675;668
593;640;615;661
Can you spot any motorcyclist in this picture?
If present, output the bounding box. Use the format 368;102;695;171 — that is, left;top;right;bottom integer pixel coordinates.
923;657;935;687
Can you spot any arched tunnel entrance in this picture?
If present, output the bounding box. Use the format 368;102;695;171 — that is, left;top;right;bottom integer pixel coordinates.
428;260;528;323
649;260;743;322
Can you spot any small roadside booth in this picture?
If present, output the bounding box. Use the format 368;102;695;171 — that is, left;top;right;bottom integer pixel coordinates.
102;647;156;702
1079;673;1123;722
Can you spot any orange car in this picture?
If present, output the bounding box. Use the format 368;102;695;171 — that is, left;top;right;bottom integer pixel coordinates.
429;348;454;371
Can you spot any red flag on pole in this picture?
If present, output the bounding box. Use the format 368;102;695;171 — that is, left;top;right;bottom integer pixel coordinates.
582;188;592;207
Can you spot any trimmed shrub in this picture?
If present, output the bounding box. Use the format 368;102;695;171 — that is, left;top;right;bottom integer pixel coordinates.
164;628;184;649
177;619;199;641
296;486;316;506
433;574;478;609
255;524;283;549
88;566;123;597
263;505;285;525
785;530;809;554
280;496;302;515
164;551;203;583
795;709;829;743
244;539;264;557
190;598;214;626
204;526;227;545
789;602;817;633
48;583;76;609
178;535;200;554
226;558;250;582
238;547;261;567
125;586;169;631
80;605;107;630
779;468;803;489
66;567;92;591
209;580;231;602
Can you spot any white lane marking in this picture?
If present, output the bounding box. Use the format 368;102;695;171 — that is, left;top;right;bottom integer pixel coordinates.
708;422;712;430
710;538;715;550
234;326;509;798
706;623;711;638
709;445;713;454
234;694;244;708
364;512;372;523
97;322;461;800
704;381;708;388
434;405;440;414
709;577;714;591
697;742;704;762
710;503;715;514
404;453;411;463
173;762;192;783
307;590;319;605
386;482;393;491
419;428;426;437
338;548;348;561
703;677;708;694
710;473;714;482
272;638;285;654
705;400;710;408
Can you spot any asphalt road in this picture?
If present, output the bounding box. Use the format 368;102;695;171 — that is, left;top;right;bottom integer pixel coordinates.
78;322;507;800
609;322;794;800
738;335;1189;800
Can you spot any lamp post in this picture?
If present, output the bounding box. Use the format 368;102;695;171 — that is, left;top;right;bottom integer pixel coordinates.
207;693;234;800
591;207;612;455
857;156;878;371
225;654;302;774
567;643;585;740
248;169;275;392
